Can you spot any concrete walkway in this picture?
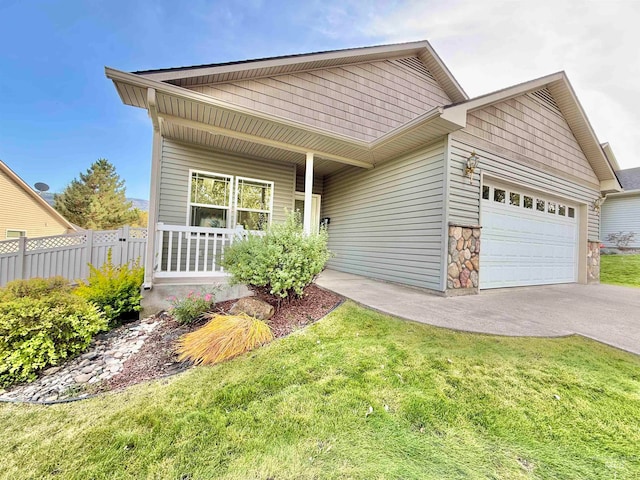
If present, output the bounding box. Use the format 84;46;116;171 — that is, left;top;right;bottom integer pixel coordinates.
316;269;640;355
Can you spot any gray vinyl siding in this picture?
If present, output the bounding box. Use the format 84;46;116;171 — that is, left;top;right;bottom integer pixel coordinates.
322;140;445;290
158;139;296;226
601;194;640;248
449;136;601;239
187;57;451;142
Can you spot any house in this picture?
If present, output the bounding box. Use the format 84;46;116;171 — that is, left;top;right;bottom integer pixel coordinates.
0;160;75;240
601;144;640;249
105;40;621;305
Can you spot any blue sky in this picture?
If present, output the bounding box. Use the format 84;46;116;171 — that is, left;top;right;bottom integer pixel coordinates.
2;0;639;199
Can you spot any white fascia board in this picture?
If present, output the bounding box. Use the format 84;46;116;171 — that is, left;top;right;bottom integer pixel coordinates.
601;142;621;172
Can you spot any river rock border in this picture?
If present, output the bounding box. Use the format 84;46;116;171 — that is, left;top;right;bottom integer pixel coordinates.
447;224;481;294
587;240;600;284
0;317;160;404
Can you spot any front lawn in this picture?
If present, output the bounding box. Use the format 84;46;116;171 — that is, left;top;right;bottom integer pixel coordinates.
601;254;640;287
1;302;639;479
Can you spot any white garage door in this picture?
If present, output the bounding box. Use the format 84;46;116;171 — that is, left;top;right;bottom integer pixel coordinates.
481;183;578;289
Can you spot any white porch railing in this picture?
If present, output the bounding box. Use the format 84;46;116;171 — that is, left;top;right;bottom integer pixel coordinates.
154;223;257;278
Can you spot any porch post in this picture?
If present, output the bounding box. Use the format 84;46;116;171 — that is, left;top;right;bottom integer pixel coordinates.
304;152;314;234
143;129;162;288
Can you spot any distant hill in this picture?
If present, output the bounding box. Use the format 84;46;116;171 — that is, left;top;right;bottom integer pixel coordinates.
40;192;149;211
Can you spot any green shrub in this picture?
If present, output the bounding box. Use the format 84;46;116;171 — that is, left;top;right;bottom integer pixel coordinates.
0;276;71;302
221;212;331;300
168;289;219;324
75;250;144;326
0;292;106;387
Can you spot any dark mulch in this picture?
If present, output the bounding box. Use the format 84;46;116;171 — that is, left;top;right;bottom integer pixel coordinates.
101;284;342;392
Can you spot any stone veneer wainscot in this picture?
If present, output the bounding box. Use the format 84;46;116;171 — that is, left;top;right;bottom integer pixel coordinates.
447;224;481;293
587;240;600;284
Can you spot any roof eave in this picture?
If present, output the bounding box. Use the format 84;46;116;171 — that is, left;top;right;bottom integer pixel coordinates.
106;67;462;168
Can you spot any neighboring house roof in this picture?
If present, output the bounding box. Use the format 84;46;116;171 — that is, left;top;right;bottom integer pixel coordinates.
616;167;640;191
0;160;76;231
441;72;621;192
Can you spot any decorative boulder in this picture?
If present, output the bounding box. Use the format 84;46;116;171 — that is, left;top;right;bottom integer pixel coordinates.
229;297;275;321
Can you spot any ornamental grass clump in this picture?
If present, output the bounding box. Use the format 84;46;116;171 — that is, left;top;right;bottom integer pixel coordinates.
220;212;331;301
176;313;273;365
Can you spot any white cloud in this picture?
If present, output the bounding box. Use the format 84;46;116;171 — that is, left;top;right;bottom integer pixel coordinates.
323;0;640;169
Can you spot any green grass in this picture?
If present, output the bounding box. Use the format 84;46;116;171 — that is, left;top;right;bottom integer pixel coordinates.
601;254;640;287
1;302;639;479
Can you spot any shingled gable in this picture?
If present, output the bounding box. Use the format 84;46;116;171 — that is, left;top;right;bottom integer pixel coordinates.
442;72;622;193
133;40;468;104
105;41;470;173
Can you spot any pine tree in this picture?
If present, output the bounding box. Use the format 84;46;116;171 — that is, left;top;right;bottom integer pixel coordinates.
54;159;137;229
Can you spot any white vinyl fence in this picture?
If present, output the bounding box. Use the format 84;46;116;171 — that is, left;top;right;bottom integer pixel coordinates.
0;227;147;287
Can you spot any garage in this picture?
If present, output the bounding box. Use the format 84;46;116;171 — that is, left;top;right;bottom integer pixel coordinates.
480;182;578;289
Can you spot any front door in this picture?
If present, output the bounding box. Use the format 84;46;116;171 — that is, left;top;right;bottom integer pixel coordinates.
294;193;321;234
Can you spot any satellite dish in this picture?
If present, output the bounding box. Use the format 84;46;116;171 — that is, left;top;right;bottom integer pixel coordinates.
34;182;50;194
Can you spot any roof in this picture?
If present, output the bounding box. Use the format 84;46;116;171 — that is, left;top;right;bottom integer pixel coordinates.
131;40;468;104
0;160;76;231
442;72;621;190
107;41;621;191
616;167;640;190
105;41;471;175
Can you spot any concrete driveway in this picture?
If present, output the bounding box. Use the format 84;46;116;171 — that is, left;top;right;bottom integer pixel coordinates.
316;269;640;355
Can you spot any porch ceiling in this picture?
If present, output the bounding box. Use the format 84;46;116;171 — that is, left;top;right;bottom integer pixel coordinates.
161;122;341;176
106;67;465;174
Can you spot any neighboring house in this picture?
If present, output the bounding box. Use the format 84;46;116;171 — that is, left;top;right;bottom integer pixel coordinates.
601;149;640;249
0;160;75;240
106;40;621;298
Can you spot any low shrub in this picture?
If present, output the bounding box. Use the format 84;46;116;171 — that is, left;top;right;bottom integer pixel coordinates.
0;292;106;387
0;276;71;302
168;288;219;324
221;212;331;300
176;313;273;365
75;250;144;326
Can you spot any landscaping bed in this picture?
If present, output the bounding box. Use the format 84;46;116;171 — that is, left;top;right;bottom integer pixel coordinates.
0;284;342;402
103;284;341;393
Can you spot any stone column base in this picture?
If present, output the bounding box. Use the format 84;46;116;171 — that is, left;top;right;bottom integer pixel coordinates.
587;241;600;284
446;224;481;295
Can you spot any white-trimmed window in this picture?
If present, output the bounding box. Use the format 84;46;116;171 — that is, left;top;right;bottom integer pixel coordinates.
188;170;232;228
6;229;26;239
187;170;273;231
235;176;273;231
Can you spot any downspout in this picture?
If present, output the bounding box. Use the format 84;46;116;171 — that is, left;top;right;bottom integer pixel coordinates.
142;88;162;289
439;133;452;292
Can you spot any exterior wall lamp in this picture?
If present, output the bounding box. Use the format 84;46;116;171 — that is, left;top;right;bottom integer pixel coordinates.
464;151;480;184
592;195;605;213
